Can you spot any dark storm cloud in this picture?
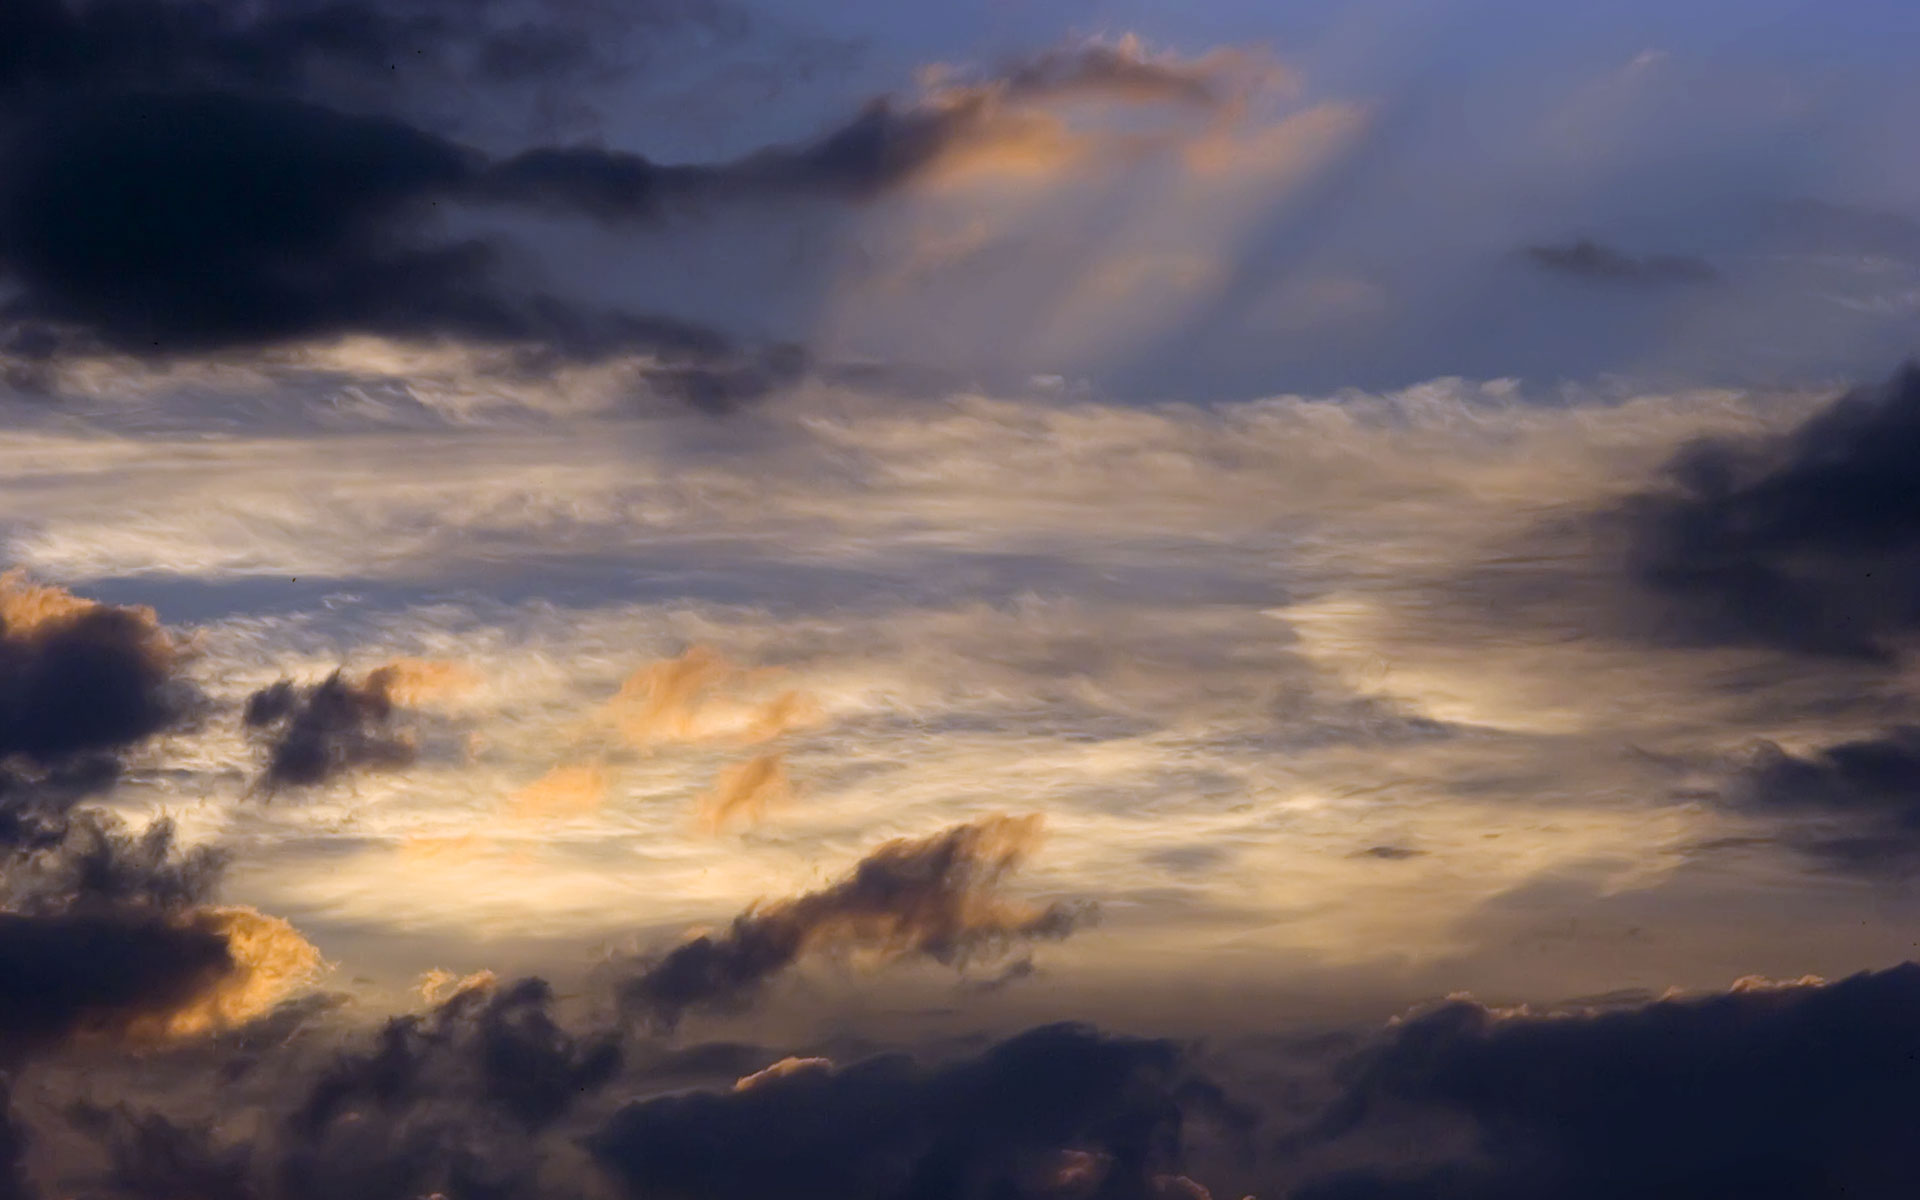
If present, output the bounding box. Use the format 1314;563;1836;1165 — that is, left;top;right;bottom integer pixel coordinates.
1288;964;1920;1199
0;1082;30;1200
0;90;773;372
0;0;723;111
0;0;799;400
0;581;310;1061
0;770;239;1061
275;976;620;1200
243;667;419;791
589;1023;1224;1200
296;976;620;1136
1619;364;1920;657
618;815;1085;1030
1709;728;1920;874
0;577;196;765
1523;239;1720;286
1739;727;1920;815
69;1103;254;1200
0;910;234;1060
0;9;1215;391
1;801;225;916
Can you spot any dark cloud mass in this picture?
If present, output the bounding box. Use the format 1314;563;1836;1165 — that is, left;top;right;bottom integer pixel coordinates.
0;771;251;1062
0;1083;30;1200
243;667;421;790
0;780;240;1062
0;910;233;1058
620;815;1085;1029
0;0;803;399
0;576;195;764
1720;727;1920;873
0;2;1226;400
590;1023;1219;1200
1289;965;1920;1199
1621;364;1920;657
1524;239;1719;286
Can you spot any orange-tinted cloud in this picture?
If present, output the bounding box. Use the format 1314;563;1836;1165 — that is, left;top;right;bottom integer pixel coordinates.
145;905;324;1040
695;752;793;834
607;646;821;748
508;762;611;821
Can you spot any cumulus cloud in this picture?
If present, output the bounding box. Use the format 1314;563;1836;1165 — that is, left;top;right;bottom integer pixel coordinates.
0;573;196;765
619;814;1084;1028
243;659;468;791
0;800;317;1059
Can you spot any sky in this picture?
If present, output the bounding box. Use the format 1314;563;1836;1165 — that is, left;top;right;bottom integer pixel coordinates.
2;1;1920;1198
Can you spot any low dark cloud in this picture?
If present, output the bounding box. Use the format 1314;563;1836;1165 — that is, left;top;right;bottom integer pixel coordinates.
0;580;311;1061
1523;239;1720;286
619;814;1085;1029
1288;965;1920;1199
259;977;618;1200
296;976;620;1138
243;666;421;791
0;7;1227;399
0;575;196;765
0;0;797;400
1619;364;1920;657
0;910;234;1061
1;1082;31;1200
0;763;283;1063
589;1023;1222;1200
68;1103;254;1200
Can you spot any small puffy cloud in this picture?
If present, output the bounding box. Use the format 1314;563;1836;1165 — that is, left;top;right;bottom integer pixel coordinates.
243;659;471;791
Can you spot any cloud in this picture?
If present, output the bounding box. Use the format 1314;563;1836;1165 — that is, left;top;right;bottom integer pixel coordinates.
66;1102;254;1200
606;646;820;748
0;1082;26;1200
0;572;196;765
1288;964;1920;1199
0;771;318;1060
296;975;620;1136
506;763;611;822
243;660;469;790
1715;728;1920;873
618;814;1084;1028
1618;364;1920;657
695;752;793;833
1523;239;1720;286
0;11;1264;403
273;975;621;1200
588;1022;1222;1200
